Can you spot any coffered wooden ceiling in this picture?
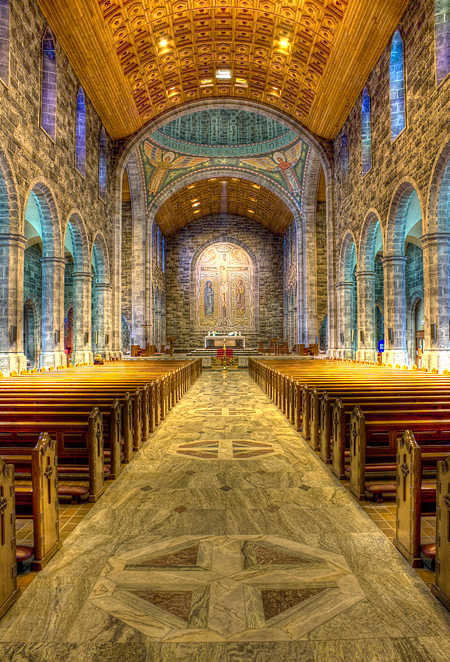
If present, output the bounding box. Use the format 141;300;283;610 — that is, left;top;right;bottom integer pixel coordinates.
155;177;293;235
36;0;410;141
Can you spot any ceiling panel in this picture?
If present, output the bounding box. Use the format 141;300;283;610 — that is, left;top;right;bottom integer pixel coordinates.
155;177;293;236
36;0;410;141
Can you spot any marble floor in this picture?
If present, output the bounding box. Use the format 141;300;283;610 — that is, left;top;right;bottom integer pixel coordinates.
2;371;450;661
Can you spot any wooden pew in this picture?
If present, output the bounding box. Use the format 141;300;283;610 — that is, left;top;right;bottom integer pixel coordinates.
393;430;447;567
348;408;450;500
0;409;105;502
0;457;20;618
0;433;61;570
432;454;450;610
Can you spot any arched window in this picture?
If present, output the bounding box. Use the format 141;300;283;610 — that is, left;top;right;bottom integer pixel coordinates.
340;133;348;186
0;0;10;85
99;126;107;200
435;0;450;85
157;226;160;266
390;31;406;140
361;88;372;176
41;28;56;139
75;87;86;176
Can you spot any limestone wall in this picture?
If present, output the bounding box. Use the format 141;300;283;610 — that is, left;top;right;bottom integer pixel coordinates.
166;214;283;351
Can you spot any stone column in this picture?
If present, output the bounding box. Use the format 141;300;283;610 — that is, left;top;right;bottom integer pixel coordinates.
40;256;66;368
381;255;408;366
0;233;27;374
94;282;112;360
72;271;93;364
421;233;450;372
355;271;377;362
336;281;354;360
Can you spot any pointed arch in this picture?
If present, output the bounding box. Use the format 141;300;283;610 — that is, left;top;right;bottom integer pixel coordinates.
23;179;61;257
0;143;20;234
340;231;358;282
41;28;57;140
435;0;450;86
75;87;86;176
64;211;90;272
91;231;110;283
385;178;423;255
359;209;384;271
390;30;406;140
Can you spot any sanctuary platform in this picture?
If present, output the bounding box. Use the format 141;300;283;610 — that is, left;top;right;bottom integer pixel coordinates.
1;371;450;661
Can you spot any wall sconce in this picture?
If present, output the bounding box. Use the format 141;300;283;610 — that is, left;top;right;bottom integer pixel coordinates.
388;328;393;343
84;332;90;345
340;332;344;344
105;334;109;345
54;329;60;344
360;329;365;343
9;325;17;343
431;323;437;342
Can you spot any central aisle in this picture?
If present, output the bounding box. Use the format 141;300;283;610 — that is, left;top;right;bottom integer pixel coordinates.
1;372;450;661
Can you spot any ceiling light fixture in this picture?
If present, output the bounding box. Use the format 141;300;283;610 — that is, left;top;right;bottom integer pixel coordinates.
280;38;289;48
192;202;201;207
248;209;254;213
159;39;168;48
216;69;232;80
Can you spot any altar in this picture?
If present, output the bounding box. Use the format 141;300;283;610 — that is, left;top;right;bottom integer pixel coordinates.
205;335;245;349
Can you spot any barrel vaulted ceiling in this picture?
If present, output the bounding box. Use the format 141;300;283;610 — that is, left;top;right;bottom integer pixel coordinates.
155;177;294;236
36;0;410;141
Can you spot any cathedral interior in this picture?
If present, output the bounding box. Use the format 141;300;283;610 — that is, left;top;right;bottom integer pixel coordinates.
2;0;450;660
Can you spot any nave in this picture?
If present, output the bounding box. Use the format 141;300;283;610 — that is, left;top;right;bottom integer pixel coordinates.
1;371;450;661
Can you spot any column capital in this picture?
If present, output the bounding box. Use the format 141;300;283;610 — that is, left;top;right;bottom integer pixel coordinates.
355;270;376;279
94;282;112;290
0;232;26;246
420;232;450;246
40;256;66;266
380;255;407;266
335;281;354;290
73;271;94;280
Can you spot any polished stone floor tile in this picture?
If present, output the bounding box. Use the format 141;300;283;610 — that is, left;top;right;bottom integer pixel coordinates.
1;371;450;661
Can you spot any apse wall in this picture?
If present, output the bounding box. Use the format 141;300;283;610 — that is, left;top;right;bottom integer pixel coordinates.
165;214;283;351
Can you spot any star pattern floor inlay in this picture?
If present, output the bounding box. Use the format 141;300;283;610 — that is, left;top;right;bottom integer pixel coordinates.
169;438;284;460
88;534;365;642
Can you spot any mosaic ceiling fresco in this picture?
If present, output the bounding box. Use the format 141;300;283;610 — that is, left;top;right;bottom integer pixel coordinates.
138;109;309;213
154;177;294;236
36;0;410;140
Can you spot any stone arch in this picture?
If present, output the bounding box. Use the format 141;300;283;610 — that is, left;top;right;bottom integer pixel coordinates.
426;134;450;235
23;295;40;368
0;144;20;234
23;178;61;257
358;209;384;270
148;167;301;228
91;231;110;283
64;210;90;271
339;231;357;282
385;177;424;256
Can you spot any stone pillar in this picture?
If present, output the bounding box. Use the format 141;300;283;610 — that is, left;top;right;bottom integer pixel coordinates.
94;282;112;360
72;271;93;364
421;233;450;372
0;233;27;374
355;271;377;362
40;257;66;368
336;281;354;359
381;255;409;366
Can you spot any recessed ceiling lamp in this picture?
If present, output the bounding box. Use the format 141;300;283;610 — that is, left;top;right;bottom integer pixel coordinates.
159;39;168;48
247;209;254;213
192;202;201;207
200;78;214;87
191;198;199;203
188;184;195;189
279;38;290;48
235;78;248;87
250;198;256;202
216;69;232;80
194;209;200;213
252;184;260;189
